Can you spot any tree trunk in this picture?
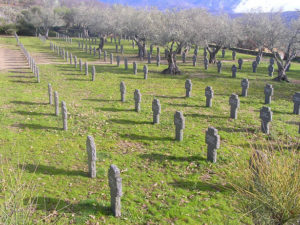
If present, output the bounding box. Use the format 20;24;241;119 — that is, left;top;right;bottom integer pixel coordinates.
45;29;49;39
162;51;180;75
98;37;104;50
273;63;289;82
207;46;221;64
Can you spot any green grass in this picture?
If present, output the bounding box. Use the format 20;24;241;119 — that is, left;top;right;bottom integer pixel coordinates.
0;36;299;224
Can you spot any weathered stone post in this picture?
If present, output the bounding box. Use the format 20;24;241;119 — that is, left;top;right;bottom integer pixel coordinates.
205;86;214;107
116;56;120;67
120;45;124;54
110;53;113;64
204;58;208;70
174;111;185;141
108;164;122;217
182;52;186;63
124;58;128;70
104;51;107;62
54;91;59;116
268;64;274;77
86;135;96;178
85;62;88;76
74;56;77;68
260;106;272;134
292;92;300;115
229;94;240;119
93;47;96;56
205;127;220;163
148;53;151;64
92;65;96;81
120;82;126;102
217;61;222;73
48;83;53;105
62;101;67;131
238;58;243;70
36;67;40;83
134;89;141;112
70;53;73;64
185;79;192;97
252;61;257;73
231;65;237;78
152;99;161;124
156;55;160;66
232;50;236;60
192;55;197;67
98;49;101;59
264;84;274;104
143;65;148;79
116;45;118;53
133;62;137;75
222;49;225;58
79;59;82;71
66;51;69;62
241;79;249;97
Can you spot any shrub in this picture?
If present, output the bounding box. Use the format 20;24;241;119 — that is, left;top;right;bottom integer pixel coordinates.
225;142;300;225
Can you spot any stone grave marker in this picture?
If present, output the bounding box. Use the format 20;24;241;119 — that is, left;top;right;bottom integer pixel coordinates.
110;53;113;64
222;49;225;58
124;58;128;70
241;79;249;97
108;164;122;217
152;99;161;124
217;61;222;73
292;92;300;114
92;65;96;81
86;135;96;178
85;62;88;76
232;51;236;60
264;84;274;104
238;58;243;70
185;79;192;97
143;65;148;79
62;101;67;131
229;94;240;119
205;86;214;107
48;83;53;105
252;61;257;73
54;91;59;116
193;55;197;66
268;64;274;77
174;111;185;141
232;65;237;78
120;82;126;102
205;127;220;163
260;106;272;134
133;62;137;75
134;89;141;112
116;56;120;67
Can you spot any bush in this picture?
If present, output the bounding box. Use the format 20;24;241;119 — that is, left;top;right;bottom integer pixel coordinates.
225;142;300;225
0;24;16;35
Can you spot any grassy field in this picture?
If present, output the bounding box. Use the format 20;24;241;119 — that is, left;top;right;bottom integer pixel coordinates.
0;36;299;224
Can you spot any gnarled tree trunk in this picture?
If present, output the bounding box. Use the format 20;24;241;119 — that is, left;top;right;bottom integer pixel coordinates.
207;45;221;64
98;36;105;50
272;51;293;82
162;41;181;75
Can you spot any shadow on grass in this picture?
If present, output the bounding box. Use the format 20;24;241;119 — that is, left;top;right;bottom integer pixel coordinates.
66;78;89;81
97;107;134;112
169;179;231;192
7;75;35;78
109;119;152;125
185;113;228;119
272;110;293;115
120;133;173;141
10;100;47;105
10;80;36;84
11;123;61;130
167;103;203;108
215;127;256;133
21;164;86;177
82;98;119;103
286;121;299;125
155;95;185;99
24;197;111;216
13;110;54;116
140;153;206;162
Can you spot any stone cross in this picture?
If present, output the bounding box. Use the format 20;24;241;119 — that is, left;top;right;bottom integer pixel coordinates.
108;164;122;217
124;58;128;70
270;57;274;65
120;81;126;102
85;62;88;76
79;59;82;71
134;89;141;112
48;83;53;105
192;55;197;66
152;99;161;124
241;78;249;97
156;55;160;66
148;53;151;64
182;52;186;63
110;53;113;64
143;65;148;79
174;111;185;141
185;79;192;97
62;101;67;131
256;55;261;64
268;64;274;77
205;86;214;107
86;135;96;178
292;92;300;114
133;62;137;75
252;61;257;73
74;56;77;68
232;51;236;60
231;65;237;78
116;56;120;67
54;91;59;116
260;106;272;134
204;58;208;70
238;58;243;70
229;94;240;119
264;84;274;104
205;127;220;163
92;65;96;81
70;53;73;64
222;49;225;58
217;61;222;73
104;51;107;62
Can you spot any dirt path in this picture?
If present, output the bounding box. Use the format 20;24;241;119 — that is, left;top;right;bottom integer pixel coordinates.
0;44;29;71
